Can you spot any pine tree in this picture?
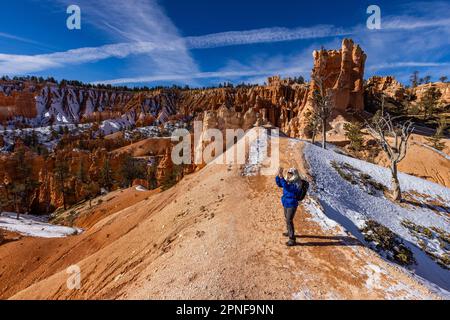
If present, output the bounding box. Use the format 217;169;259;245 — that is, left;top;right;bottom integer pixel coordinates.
344;122;364;152
9;147;38;217
304;110;320;145
426;117;447;151
54;154;70;210
419;87;442;119
119;154;145;188
77;160;87;184
146;160;158;190
86;181;98;208
410;71;419;88
0;183;12;213
99;156;113;191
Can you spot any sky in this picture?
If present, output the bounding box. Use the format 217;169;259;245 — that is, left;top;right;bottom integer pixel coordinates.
0;0;449;87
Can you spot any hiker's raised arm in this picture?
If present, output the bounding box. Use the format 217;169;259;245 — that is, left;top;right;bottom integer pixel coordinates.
276;175;286;188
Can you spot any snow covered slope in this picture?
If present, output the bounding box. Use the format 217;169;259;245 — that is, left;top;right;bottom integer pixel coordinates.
0;212;82;238
302;141;450;293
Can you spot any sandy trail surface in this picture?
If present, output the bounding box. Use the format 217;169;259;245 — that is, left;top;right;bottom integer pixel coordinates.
0;136;443;299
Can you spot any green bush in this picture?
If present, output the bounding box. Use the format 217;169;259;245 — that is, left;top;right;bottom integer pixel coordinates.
361;220;415;266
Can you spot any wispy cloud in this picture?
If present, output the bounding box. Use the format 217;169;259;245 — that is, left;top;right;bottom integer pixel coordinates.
185;25;352;49
0;31;56;51
42;0;200;77
369;62;450;70
93;65;310;85
2;0;450;85
1;23;351;75
94;44;317;85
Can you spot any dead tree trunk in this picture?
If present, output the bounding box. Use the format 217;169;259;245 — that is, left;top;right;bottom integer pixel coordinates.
366;110;414;202
390;162;401;202
312;75;333;150
321;118;327;150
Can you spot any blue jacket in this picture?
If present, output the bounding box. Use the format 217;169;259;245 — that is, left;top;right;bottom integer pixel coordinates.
276;176;301;208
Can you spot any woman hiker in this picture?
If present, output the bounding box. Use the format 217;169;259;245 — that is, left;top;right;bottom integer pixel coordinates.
276;167;303;247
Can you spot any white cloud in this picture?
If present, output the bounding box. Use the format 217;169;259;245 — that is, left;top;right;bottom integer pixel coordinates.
92;66;310;85
185;25;352;49
1;22;351;75
1;0;449;85
369;62;450;70
44;0;200;77
94;43;318;85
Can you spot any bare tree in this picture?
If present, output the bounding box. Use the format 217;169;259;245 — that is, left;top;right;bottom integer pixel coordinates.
311;75;334;149
366;110;414;202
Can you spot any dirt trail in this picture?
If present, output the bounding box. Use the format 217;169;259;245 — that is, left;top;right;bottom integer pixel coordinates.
2;135;443;299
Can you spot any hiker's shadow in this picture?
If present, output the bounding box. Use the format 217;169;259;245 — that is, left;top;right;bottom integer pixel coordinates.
292;235;363;247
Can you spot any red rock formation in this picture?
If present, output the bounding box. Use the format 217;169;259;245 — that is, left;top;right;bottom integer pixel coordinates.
414;82;450;106
0;91;37;121
0;41;366;137
156;147;174;186
296;39;367;137
366;76;407;101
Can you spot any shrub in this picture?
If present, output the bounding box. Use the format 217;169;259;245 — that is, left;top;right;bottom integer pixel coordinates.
403;221;449;269
361;220;415;266
331;161;386;195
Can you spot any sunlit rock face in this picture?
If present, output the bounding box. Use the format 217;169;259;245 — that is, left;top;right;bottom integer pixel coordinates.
0;39;369;139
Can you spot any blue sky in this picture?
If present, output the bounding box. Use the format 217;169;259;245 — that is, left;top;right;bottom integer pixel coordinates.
0;0;449;87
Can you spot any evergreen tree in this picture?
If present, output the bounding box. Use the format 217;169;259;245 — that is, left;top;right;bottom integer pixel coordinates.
426;117;447;151
119;154;145;188
99;156;114;191
410;71;419;88
304;110;320;144
9;147;38;217
54;154;70;210
344;122;365;152
76;159;88;184
419;87;442;119
146;160;158;190
86;181;98;208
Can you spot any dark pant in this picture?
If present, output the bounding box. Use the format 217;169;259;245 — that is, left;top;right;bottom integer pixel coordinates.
284;207;297;240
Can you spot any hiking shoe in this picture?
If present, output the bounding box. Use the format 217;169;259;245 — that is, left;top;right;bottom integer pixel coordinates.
286;239;296;247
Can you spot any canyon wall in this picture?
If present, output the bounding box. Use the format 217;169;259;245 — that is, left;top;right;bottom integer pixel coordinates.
0;39;368;138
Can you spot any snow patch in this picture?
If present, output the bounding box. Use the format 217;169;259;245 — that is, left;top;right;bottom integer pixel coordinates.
303;197;342;232
303;142;450;292
242;128;269;176
0;212;82;238
135;185;148;192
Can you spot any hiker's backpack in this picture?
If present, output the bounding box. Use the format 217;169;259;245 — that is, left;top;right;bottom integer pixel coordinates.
296;179;309;202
